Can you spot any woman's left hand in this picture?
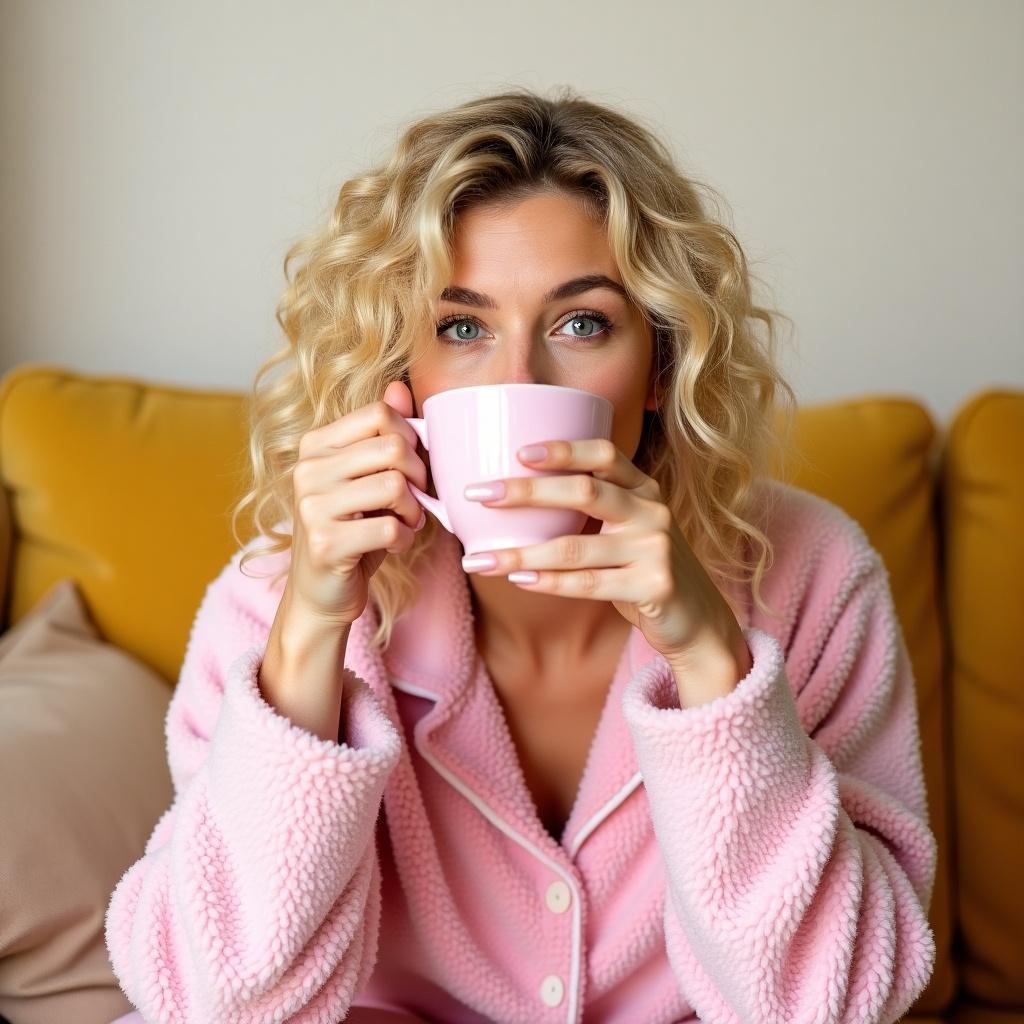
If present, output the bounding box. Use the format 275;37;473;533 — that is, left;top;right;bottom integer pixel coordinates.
461;438;752;683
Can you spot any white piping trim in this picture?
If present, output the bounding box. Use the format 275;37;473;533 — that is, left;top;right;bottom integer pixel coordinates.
383;632;645;1023
567;773;644;860
386;677;438;701
569;635;644;858
390;675;581;1023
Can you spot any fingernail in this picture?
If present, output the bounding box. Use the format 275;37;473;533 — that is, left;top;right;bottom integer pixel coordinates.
416;508;427;530
465;482;505;501
462;553;498;572
507;570;539;584
518;444;548;462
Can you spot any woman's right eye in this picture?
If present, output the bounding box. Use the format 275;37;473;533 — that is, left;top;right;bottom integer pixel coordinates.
435;315;485;344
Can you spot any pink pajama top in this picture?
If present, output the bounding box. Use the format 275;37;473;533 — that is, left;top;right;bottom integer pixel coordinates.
105;479;937;1023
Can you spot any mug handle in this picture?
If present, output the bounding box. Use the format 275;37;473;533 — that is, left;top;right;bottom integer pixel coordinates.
403;417;453;533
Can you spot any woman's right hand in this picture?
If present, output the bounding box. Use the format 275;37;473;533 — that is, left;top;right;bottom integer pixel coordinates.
285;379;429;627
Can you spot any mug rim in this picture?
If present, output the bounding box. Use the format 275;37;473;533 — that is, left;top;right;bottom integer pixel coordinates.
422;382;613;413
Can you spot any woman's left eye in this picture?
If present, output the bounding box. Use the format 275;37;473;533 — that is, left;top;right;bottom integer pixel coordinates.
435;309;615;345
557;312;614;339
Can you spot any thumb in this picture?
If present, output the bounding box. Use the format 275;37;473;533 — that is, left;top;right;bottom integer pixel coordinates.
382;378;414;419
381;379;422;458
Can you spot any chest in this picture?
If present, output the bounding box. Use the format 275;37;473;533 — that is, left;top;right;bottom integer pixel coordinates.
487;665;612;842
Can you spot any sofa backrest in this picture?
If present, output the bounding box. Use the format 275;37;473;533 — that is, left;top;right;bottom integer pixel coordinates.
771;393;954;1016
5;362;1021;1017
938;390;1024;1014
0;363;255;682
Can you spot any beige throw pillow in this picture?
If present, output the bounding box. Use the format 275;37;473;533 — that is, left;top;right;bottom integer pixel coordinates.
0;578;174;1024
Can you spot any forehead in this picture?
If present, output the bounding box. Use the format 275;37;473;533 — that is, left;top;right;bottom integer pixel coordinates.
448;193;618;292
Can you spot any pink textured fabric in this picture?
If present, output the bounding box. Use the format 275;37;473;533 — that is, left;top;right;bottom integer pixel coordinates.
104;479;937;1023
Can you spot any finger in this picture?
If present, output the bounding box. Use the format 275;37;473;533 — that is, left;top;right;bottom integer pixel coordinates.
461;531;637;576
306;431;429;494
467;472;642;527
314;512;418;561
505;564;649;601
315;470;425;531
302;400;421;459
517;438;652;492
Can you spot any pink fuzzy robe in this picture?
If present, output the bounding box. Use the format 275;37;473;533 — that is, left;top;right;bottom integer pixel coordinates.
105;479;936;1023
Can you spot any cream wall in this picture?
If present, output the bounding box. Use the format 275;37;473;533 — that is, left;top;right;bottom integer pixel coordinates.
1;0;1021;426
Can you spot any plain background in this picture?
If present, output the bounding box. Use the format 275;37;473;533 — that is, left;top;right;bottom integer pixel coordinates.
1;0;1021;428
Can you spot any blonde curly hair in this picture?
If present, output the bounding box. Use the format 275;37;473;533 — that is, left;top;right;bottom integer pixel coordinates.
231;85;802;654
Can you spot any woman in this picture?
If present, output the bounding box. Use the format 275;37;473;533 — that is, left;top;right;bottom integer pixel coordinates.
105;87;937;1024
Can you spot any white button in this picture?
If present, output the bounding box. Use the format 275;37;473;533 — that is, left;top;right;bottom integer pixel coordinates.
540;974;565;1007
545;880;571;914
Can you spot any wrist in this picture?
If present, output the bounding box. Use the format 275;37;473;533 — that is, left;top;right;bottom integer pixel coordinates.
270;590;351;683
278;585;352;647
665;628;752;709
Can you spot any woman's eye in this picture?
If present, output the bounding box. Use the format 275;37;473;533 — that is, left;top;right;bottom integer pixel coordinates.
557;314;610;339
435;310;613;345
438;318;485;343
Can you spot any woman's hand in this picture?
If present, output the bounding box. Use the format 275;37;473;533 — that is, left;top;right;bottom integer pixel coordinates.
461;438;753;704
287;380;428;627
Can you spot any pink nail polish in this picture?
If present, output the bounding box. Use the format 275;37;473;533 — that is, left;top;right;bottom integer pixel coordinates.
508;570;539;584
464;482;505;501
462;552;498;572
518;444;548;462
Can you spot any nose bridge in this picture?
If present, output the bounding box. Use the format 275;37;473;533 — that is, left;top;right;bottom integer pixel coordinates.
495;317;555;384
500;345;546;385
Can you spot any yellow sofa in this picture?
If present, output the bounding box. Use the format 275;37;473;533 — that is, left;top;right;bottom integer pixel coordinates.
0;361;1021;1024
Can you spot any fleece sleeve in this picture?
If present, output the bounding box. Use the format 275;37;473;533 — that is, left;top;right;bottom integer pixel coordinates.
104;550;403;1024
621;541;937;1024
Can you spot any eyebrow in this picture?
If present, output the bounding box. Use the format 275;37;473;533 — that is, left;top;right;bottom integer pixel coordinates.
439;274;630;310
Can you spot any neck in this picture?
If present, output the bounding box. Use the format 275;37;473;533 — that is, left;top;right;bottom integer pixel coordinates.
467;517;632;683
469;576;627;676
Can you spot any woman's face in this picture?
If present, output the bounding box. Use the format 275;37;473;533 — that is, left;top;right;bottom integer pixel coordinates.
408;191;659;467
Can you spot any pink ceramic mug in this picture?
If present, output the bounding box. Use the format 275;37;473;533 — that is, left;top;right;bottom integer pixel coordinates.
403;383;614;557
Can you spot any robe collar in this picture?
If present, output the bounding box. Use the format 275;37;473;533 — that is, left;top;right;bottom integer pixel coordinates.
341;526;750;860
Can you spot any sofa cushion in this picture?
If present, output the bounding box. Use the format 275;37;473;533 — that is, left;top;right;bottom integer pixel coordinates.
0;362;253;683
0;578;172;1024
775;395;952;1015
940;389;1024;1014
